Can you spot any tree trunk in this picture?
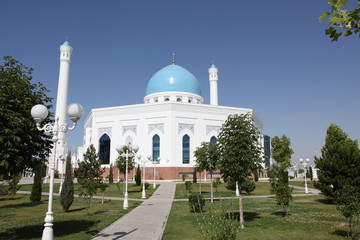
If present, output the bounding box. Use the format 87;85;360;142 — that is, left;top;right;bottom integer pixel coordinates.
102;192;104;204
239;185;244;229
199;172;202;194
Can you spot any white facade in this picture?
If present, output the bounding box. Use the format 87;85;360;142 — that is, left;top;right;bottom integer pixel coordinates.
76;61;264;180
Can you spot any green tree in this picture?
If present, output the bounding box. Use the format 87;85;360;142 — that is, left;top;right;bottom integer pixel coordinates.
319;0;360;41
30;162;43;203
269;134;294;216
0;56;52;180
271;135;294;168
217;113;263;228
268;165;293;217
75;144;105;210
192;169;197;183
314;124;360;203
135;166;141;186
194;141;220;204
108;163;114;184
60;154;74;212
336;185;360;239
115;145;136;175
99;181;109;205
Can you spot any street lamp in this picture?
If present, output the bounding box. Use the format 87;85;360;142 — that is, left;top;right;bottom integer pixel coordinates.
31;103;83;240
299;158;310;194
151;156;160;189
116;143;139;209
137;154;148;199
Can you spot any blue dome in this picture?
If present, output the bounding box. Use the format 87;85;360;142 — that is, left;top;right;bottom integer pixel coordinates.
146;65;202;96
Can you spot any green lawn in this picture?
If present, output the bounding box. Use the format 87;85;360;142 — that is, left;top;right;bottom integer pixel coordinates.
163;195;350;240
175;181;273;199
0;194;141;240
19;182;157;199
289;180;316;189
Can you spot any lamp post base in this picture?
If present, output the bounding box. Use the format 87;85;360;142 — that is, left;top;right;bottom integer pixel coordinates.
123;193;129;209
42;212;54;240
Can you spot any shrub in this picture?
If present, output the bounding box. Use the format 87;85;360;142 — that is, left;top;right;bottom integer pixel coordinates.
108;164;114;184
213;177;222;192
181;173;188;181
54;170;59;178
135;166;141;186
226;180;236;191
188;193;205;213
185;181;193;194
242;178;256;194
30;163;43;203
60;155;74;212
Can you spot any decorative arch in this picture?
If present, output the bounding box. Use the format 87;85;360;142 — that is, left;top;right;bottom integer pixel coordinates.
182;134;190;164
99;134;111;164
152;134;160;162
210;136;217;144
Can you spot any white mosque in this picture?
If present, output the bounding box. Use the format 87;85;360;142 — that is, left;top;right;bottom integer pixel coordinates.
48;40;265;180
74;57;264;180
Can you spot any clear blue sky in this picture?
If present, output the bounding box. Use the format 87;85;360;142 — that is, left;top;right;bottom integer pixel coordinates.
2;1;359;166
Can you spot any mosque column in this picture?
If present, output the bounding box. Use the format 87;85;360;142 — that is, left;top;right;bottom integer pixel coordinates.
209;64;218;105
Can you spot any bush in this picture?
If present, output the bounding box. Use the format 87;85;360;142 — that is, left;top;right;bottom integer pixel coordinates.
213;177;222;192
108;164;114;184
188;193;205;213
181;173;188;181
135;167;141;186
242;178;256;194
185;181;193;194
54;170;59;178
30;164;43;203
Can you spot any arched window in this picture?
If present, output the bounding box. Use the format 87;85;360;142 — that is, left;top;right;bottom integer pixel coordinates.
182;134;190;164
152;134;160;162
99;134;111;164
210;136;217;144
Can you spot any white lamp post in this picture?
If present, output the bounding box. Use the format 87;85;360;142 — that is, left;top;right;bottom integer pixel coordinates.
137;154;148;199
31;103;83;240
299;158;310;194
116;143;139;209
152;157;160;189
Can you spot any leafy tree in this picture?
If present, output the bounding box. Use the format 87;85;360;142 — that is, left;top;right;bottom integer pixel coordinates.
268;165;293;217
319;0;360;41
115;145;136;175
217;113;263;228
185;181;193;195
60;154;74;212
269;134;294;216
135;166;141;186
99;182;109;205
314;124;360;203
181;173;188;181
188;193;205;213
108;163;114;184
336;185;360;239
271;135;294;168
75;144;105;210
30;162;43;203
194;141;220;203
0;56;52;180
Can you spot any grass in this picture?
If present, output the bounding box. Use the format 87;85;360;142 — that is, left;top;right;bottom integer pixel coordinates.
175;181;273;199
163;195;351;240
19;182;157;199
289;180;316;189
0;194;141;240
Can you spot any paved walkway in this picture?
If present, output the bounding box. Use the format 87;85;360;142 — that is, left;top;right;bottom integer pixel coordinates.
91;182;176;240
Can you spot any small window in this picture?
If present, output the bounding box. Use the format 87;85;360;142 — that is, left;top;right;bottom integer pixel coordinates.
165;97;170;102
188;97;193;103
154;97;158;102
176;97;182;102
197;99;200;104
